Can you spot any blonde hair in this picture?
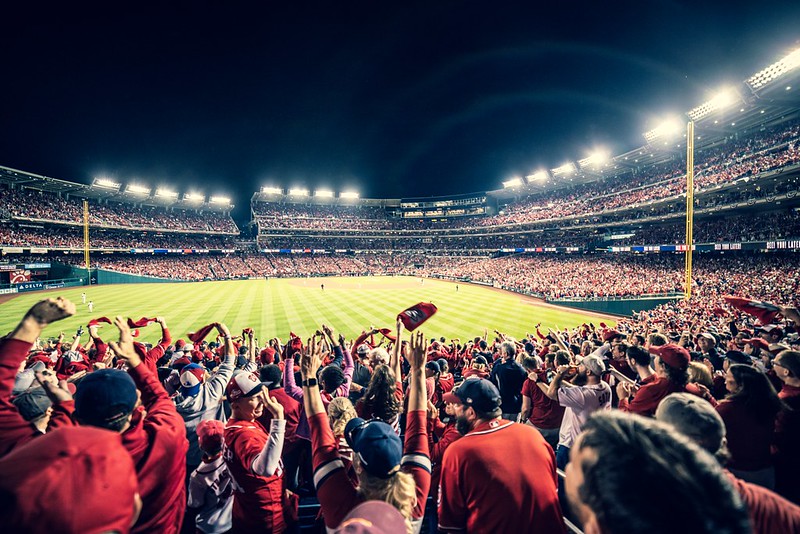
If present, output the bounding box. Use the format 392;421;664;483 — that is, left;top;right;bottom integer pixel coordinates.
358;469;417;534
687;361;713;389
327;397;357;437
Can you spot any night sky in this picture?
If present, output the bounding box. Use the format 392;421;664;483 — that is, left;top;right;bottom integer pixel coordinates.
2;1;799;222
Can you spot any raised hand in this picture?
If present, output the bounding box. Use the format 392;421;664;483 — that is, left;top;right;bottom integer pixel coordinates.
408;330;426;370
300;336;323;381
35;371;73;403
26;297;76;326
261;389;285;419
108;316;142;368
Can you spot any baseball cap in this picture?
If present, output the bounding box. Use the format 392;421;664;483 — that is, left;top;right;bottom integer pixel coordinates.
524;341;536;354
356;344;370;356
743;338;770;352
581;355;606;377
473;355;488;366
698;333;716;344
335;501;407;534
0;426;138;534
197;419;225;454
425;361;440;374
724;351;752;365
74;369;138;427
238;345;249;355
442;378;501;412
12;388;52;421
344;418;402;479
651;343;691;370
179;363;206;396
260;347;276;364
226;371;264;401
236;355;249;368
171;356;192;370
191;350;204;363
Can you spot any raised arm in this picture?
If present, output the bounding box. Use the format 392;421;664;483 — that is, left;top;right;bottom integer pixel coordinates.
391;318;403;383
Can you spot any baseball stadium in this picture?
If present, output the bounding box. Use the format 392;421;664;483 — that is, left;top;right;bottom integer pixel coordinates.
1;4;800;534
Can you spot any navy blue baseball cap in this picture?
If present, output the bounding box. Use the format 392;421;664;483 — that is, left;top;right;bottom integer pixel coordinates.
442;378;501;412
344;418;402;479
74;369;138;427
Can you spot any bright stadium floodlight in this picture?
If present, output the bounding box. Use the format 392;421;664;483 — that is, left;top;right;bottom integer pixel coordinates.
340;191;360;199
315;189;334;198
184;192;205;203
261;186;283;195
687;87;740;121
210;195;231;205
747;48;800;90
502;177;523;188
126;183;151;195
155;187;178;199
288;187;309;196
643;117;683;143
92;177;121;191
578;149;610;169
525;170;548;183
551;162;576;176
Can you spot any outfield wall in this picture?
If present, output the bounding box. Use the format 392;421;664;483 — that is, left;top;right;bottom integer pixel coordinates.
546;296;681;316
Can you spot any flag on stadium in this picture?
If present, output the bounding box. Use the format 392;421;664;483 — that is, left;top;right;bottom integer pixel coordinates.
723;296;780;325
128;317;157;328
88;317;112;327
188;323;218;343
398;302;438;331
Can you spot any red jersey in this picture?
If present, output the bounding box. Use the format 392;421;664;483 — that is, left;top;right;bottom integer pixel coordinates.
439;374;455;393
716;398;775;471
438;419;565;533
428;417;462;494
725;470;800;533
224;419;285;533
309;409;431;530
258;388;302;448
521;378;564;429
618;375;683;417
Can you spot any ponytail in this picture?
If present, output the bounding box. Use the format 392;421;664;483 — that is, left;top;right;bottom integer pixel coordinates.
358;470;417;534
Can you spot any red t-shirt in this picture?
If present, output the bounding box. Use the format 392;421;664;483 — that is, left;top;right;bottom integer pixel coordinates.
521;378;564;429
618;375;683;417
224;419;285;533
438;419;565;533
439;374;455;394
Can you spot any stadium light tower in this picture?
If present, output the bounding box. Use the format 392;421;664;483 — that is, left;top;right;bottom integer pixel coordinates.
643;117;683;144
551;162;576;176
687;87;740;121
685;121;695;300
315;189;334;198
289;187;309;197
502;177;523;188
525;170;548;183
126;183;151;196
340;191;360;199
92;177;121;191
155;187;178;199
210;195;231;205
578;149;610;170
747;48;800;90
261;186;283;195
183;192;205;203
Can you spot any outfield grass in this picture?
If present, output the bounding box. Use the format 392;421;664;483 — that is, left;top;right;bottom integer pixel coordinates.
0;277;615;344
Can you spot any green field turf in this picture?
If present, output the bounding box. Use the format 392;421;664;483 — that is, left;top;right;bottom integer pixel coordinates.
0;277;615;344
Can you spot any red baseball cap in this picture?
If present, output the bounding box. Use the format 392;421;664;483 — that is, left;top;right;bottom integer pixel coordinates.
197;419;225;453
226;371;264;401
260;347;276;364
650;343;690;370
0;426;138;533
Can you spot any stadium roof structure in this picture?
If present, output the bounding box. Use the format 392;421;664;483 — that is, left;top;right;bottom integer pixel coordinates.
0;165;234;212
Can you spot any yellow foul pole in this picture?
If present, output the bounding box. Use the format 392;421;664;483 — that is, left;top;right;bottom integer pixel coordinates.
83;200;90;281
685;121;694;300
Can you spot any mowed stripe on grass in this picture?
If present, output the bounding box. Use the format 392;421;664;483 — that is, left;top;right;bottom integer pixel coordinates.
0;277;616;344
